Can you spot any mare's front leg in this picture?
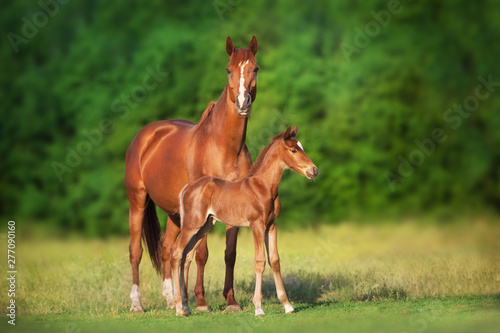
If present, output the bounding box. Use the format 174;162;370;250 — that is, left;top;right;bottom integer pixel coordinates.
265;222;294;314
223;225;242;311
250;222;266;316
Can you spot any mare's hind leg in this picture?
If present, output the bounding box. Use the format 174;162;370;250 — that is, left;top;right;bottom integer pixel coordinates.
127;188;147;312
162;216;180;309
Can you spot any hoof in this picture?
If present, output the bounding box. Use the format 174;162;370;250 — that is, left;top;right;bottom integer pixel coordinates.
285;304;295;314
166;297;176;310
225;304;242;312
176;304;190;317
130;305;144;313
194;305;210;312
255;308;265;316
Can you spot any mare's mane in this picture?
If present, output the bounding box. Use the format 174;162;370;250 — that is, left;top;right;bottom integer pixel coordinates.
197;101;217;125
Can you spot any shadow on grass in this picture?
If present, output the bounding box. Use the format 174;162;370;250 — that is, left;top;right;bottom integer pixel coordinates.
234;270;409;307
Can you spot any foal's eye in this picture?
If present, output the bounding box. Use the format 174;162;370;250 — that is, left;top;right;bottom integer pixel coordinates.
291;149;297;154
253;67;259;74
226;68;231;74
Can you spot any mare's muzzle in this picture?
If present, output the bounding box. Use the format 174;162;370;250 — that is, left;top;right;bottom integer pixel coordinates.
236;93;252;116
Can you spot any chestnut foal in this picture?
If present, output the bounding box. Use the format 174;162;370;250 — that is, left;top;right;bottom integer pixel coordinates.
171;125;318;316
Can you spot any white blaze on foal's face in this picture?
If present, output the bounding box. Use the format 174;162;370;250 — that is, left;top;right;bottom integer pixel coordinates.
237;60;249;109
297;141;304;151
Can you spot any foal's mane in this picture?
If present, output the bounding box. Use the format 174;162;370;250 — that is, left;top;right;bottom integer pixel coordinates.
249;132;287;175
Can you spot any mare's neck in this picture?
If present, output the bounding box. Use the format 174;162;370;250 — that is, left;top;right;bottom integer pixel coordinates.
250;144;285;199
205;84;248;156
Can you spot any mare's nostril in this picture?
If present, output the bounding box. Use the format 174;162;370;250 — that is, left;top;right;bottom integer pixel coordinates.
313;167;319;177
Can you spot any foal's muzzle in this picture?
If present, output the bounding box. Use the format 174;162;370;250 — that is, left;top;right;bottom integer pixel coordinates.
306;166;319;180
235;93;252;116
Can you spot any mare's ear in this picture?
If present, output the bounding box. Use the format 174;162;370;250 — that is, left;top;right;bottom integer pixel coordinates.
226;36;235;57
249;36;258;56
290;125;298;137
284;125;292;139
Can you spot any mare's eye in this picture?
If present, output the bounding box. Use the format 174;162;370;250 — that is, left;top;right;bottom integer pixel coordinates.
291;149;297;154
226;68;231;74
253;67;259;74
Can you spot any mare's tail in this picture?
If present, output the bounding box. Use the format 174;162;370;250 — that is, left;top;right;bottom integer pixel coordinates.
142;195;163;274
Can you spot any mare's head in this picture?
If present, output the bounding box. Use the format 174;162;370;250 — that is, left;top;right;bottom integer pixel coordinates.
277;125;319;180
225;36;259;116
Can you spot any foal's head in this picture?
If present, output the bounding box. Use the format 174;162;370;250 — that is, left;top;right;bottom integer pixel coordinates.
277;125;319;180
225;36;259;116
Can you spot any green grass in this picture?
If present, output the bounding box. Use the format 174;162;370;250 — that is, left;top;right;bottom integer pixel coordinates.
1;221;499;332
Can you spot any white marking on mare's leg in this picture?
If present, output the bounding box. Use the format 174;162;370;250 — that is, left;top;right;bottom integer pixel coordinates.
130;284;144;312
285;303;295;314
255;308;265;316
238;60;250;108
162;278;175;309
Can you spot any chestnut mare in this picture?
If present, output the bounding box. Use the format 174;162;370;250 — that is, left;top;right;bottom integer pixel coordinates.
171;125;319;316
125;36;260;312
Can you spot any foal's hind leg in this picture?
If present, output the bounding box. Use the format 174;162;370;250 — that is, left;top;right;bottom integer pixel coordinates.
193;235;210;311
171;227;200;317
127;188;147;312
161;216;180;309
182;217;216;313
250;222;266;316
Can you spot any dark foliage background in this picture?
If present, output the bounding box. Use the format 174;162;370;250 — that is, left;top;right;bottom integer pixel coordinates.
1;0;499;236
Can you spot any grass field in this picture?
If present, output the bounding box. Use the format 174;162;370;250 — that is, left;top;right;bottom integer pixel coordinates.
1;220;499;333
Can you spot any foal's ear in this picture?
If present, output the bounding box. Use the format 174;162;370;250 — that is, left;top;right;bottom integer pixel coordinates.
284;125;298;140
226;36;235;57
249;35;258;56
284;125;292;139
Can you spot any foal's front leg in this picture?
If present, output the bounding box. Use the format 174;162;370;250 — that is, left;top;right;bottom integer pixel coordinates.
250;223;266;316
265;223;294;314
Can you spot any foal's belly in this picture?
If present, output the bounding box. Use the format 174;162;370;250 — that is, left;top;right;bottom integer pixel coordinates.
208;199;251;228
215;216;250;228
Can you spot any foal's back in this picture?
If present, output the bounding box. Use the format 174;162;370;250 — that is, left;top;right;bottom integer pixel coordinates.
180;176;260;229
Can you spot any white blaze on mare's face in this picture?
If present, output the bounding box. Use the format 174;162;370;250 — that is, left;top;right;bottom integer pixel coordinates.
238;60;249;108
297;141;304;151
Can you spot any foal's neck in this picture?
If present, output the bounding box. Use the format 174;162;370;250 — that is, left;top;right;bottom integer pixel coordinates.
249;144;285;199
205;85;248;157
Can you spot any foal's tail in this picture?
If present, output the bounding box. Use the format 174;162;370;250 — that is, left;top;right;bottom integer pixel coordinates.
142;195;162;274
